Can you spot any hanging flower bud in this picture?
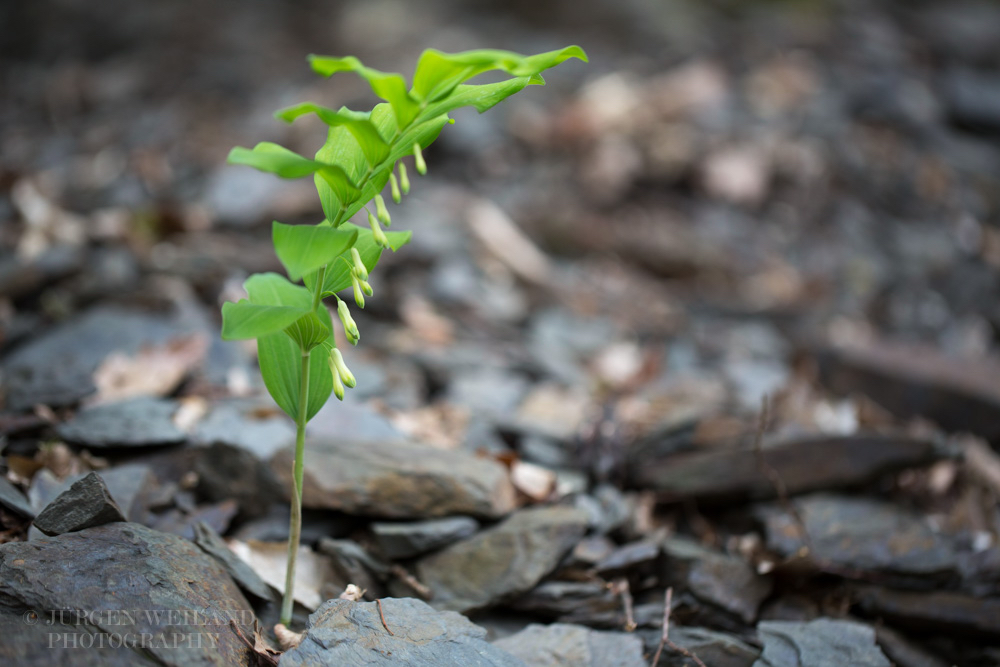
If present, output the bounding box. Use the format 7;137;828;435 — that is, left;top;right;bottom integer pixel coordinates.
368;210;389;248
330;348;357;388
399;162;410;195
350;247;368;281
337;298;360;345
413;143;427;175
359;277;373;297
351;272;366;309
331;360;345;401
389;172;402;204
374;194;391;227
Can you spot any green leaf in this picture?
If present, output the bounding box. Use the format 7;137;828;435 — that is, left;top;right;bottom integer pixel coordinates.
305;225;412;296
221;272;315;340
284;310;331;351
221;300;310;340
244;272;313;308
257;331;333;421
272;222;358;282
308;55;420;128
412;45;588;102
227;143;360;208
227;142;323;179
276;103;390;166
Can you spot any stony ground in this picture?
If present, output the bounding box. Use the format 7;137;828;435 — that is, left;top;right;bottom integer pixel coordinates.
2;0;1000;665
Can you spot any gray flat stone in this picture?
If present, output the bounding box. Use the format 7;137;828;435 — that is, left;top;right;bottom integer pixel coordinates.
28;465;155;523
753;619;891;667
371;516;479;559
0;523;254;666
494;623;647;667
192;520;273;603
32;472;126;535
271;438;516;520
757;494;958;577
278;597;526;667
638;626;760;667
0;476;34;518
1;306;200;410
57;397;186;448
663;537;773;623
417;505;589;613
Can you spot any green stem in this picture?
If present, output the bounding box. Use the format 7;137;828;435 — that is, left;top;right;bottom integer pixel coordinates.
280;349;311;626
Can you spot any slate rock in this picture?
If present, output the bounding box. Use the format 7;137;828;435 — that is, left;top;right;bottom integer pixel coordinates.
1;306;201;410
758;494;958;578
0;476;34;518
192;400;294;459
27;465;154;523
632;434;939;502
663;537;773;624
192;520;273;603
812;337;1000;443
0;523;254;666
637;626;760;667
418;505;590;612
372;516;479;559
753;619;891;667
510;581;619;619
493;623;647;667
33;472;126;535
278;597;526;667
194;441;283;520
271;438;517;519
317;537;391;595
854;586;1000;640
595;539;661;577
57;397;186;448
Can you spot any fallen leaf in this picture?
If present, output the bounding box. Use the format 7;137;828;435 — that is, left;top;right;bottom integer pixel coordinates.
91;334;208;404
228;539;343;611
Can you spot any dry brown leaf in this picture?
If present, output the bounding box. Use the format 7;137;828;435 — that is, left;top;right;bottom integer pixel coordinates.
510;460;557;503
91;334;208;404
228;539;342;611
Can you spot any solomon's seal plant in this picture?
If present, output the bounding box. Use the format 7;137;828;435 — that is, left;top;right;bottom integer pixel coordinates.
220;45;587;625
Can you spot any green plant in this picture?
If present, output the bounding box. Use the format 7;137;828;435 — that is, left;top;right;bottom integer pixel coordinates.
220;45;586;626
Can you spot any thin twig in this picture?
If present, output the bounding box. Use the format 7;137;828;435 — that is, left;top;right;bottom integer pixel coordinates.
391;564;433;600
611;578;636;632
752;395;813;557
650;588;707;667
376;599;394;636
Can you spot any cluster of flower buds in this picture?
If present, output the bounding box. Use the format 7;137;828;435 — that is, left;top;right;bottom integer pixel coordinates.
328;347;356;401
348;246;373;309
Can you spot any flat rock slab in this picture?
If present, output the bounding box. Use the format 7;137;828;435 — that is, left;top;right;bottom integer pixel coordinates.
278;597;526;667
753;618;891;667
417;505;589;613
663;537;773;623
637;626;760;667
371;516;479;559
33;472;125;535
757;494;958;577
1;306;200;410
57;397;186;448
0;476;34;518
493;623;647;667
854;586;1000;639
192;521;273;603
271;438;516;519
632;434;939;502
812;337;1000;443
0;522;254;666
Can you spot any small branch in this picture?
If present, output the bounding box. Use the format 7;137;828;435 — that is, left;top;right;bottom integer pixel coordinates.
376;599;395;636
390;564;433;600
650;588;707;667
611;578;636;632
752;395;813;557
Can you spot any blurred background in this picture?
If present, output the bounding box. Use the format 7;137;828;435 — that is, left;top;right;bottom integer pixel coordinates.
4;0;1000;663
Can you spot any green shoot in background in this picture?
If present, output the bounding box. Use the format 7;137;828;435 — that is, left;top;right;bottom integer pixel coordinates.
220;45;587;627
